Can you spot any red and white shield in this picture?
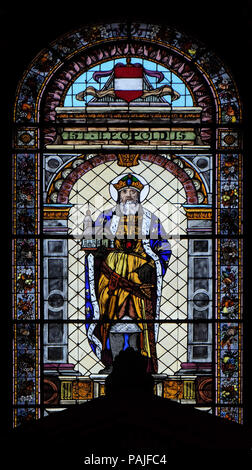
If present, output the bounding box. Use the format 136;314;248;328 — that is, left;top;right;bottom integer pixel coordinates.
114;64;143;103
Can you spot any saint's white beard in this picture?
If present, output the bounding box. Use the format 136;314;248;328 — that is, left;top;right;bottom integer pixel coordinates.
119;201;139;215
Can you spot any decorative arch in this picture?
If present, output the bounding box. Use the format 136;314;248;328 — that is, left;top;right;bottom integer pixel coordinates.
14;23;241;125
41;44;214;121
45;153;207;205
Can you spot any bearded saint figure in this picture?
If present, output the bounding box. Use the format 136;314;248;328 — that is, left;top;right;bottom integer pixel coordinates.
83;173;172;373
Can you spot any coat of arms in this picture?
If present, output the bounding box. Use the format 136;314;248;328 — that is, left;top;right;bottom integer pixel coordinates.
76;57;180;104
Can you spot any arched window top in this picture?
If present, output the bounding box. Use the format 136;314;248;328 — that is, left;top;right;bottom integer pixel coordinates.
13;22;241;125
11;19;245;432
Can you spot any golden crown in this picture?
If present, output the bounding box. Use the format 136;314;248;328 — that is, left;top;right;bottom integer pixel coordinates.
113;174;144;192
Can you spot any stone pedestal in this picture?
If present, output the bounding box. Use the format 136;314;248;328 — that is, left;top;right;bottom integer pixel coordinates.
90;373;169;398
152;374;168;397
59;375;94;404
90;374;108;398
43;370;212;407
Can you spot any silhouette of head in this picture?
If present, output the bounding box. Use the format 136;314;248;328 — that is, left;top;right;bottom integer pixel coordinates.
105;347;154;398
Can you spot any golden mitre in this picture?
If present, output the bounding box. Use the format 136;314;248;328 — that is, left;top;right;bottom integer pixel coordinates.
113;174;144;192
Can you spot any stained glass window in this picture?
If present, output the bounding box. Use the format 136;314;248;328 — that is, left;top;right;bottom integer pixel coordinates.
11;21;244;428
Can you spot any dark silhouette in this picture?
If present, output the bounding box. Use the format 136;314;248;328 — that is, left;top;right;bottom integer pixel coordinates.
9;349;252;466
105;347;155;397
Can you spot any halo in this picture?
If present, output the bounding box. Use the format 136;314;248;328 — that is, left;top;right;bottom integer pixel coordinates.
109;173;150;202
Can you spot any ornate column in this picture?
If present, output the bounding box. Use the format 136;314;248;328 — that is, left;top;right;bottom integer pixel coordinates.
43;204;80;398
178;204;213;379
